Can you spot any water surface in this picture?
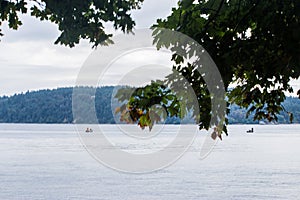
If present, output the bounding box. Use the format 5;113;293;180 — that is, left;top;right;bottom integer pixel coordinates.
0;124;299;200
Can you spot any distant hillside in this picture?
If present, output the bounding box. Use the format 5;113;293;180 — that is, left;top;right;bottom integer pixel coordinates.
0;87;299;124
0;87;115;124
228;98;300;124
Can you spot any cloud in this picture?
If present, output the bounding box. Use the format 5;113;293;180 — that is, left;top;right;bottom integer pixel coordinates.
0;0;179;96
0;38;93;95
0;63;79;95
1;14;59;43
72;28;176;90
132;0;178;28
98;50;174;86
1;41;89;66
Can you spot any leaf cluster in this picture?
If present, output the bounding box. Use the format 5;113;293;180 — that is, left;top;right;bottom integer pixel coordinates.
114;82;182;130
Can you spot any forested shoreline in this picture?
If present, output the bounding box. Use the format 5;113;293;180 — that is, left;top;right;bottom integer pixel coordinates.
0;87;299;124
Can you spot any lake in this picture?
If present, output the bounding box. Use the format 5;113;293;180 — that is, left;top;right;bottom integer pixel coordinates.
0;124;299;200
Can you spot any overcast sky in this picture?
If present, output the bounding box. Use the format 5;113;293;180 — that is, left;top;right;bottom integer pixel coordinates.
0;0;299;96
0;0;178;96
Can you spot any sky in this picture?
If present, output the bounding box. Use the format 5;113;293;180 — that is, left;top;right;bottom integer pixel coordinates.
0;0;299;96
0;0;178;96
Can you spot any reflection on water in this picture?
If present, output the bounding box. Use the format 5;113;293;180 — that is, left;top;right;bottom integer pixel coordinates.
0;124;299;200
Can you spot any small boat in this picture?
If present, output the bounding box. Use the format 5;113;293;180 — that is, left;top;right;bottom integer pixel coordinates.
85;128;93;133
246;128;254;133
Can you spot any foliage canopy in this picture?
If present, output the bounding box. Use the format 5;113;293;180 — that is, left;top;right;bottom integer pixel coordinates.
116;0;300;133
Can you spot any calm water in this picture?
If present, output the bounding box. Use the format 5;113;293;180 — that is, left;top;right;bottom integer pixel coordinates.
0;124;300;200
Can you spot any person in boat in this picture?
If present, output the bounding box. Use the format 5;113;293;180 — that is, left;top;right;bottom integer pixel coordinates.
211;127;222;140
85;128;93;133
246;128;254;133
211;127;217;140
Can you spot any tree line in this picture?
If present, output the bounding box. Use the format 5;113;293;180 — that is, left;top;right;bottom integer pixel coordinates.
0;86;299;124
